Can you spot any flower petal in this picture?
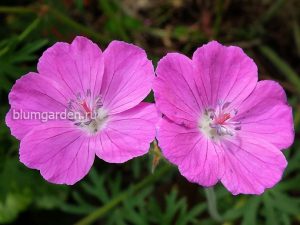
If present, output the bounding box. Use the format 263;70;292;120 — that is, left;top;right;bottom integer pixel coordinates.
20;121;95;185
235;80;294;149
38;36;104;97
192;41;258;108
6;109;42;140
154;53;204;127
101;41;154;114
157;118;223;186
95;103;157;163
220;135;287;195
6;72;68;140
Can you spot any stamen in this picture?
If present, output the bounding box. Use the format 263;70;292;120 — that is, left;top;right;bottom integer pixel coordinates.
222;102;230;110
199;101;241;139
67;89;107;133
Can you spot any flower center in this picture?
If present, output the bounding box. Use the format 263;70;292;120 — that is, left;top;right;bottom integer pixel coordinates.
199;101;241;140
67;89;108;134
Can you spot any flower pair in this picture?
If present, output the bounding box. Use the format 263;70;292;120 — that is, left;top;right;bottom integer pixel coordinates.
6;36;294;195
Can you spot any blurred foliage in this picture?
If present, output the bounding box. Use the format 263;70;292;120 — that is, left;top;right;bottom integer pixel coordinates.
0;0;300;224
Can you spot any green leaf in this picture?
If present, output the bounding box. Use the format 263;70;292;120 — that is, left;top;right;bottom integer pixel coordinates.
0;192;31;224
272;192;300;215
263;193;278;225
242;197;261;225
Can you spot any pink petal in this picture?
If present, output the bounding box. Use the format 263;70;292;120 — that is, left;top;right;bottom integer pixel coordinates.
95;103;157;163
154;53;204;127
101;41;154;114
192;41;258;108
235;81;294;149
20;121;95;185
220;135;287;195
37;36;104;97
6;109;43;140
157;118;223;186
6;72;68;140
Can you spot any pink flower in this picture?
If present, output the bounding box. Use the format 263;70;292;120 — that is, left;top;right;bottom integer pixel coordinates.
154;41;294;195
6;36;157;185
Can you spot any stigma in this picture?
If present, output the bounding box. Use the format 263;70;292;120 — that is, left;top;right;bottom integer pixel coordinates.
199;101;241;139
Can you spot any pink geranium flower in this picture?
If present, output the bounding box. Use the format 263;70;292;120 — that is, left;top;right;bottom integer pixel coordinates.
154;41;294;195
6;36;157;185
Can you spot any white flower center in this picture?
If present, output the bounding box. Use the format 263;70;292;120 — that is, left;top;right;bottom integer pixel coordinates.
67;89;108;134
199;101;241;140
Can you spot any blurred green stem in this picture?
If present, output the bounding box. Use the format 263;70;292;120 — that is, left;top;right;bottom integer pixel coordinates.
0;5;108;43
294;108;300;131
0;17;41;57
258;45;300;95
293;21;300;57
49;7;109;43
261;0;285;24
0;6;35;14
18;17;41;42
74;164;172;225
204;187;222;222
